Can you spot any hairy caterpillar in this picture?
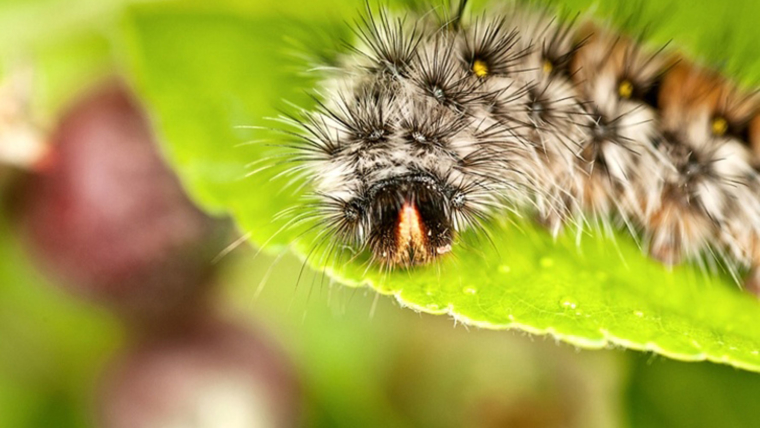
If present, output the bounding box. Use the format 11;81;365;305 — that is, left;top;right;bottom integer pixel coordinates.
275;0;760;291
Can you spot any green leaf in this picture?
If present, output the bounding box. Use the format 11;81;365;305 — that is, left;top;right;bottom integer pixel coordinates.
118;2;760;372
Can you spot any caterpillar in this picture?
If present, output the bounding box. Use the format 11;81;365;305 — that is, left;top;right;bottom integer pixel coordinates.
275;0;760;292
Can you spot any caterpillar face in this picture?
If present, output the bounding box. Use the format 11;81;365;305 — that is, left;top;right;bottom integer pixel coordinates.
298;92;521;267
293;83;529;269
361;173;456;266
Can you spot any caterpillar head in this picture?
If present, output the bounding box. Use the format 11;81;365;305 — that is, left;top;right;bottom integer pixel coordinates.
346;173;457;266
287;85;510;268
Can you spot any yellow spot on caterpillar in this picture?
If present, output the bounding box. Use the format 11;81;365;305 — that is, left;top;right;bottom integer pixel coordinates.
618;80;634;99
542;59;553;75
712;117;728;137
472;59;489;77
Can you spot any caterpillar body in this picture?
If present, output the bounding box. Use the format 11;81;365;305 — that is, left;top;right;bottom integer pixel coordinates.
277;1;760;291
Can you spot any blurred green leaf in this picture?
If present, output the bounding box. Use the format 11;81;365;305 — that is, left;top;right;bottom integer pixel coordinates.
119;1;760;374
31;31;114;121
625;355;760;427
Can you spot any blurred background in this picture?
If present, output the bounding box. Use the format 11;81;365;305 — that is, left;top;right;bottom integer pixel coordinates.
2;0;760;427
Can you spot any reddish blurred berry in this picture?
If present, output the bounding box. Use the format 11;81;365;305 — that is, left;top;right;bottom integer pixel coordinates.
17;82;228;320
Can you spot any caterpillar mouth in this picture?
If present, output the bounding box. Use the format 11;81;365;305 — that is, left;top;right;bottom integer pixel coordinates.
366;174;454;267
